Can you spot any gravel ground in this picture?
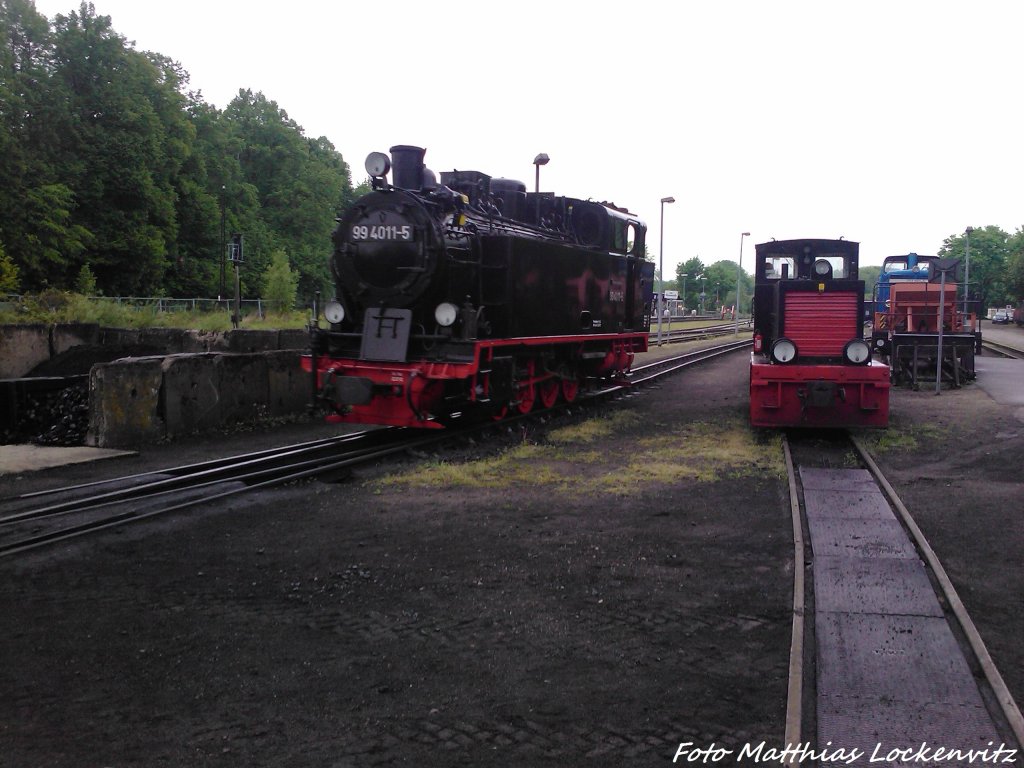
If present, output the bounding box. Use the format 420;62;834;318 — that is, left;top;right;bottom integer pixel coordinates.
0;340;1021;767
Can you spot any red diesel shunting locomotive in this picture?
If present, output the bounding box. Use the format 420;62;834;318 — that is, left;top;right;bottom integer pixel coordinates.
749;238;889;428
303;146;655;428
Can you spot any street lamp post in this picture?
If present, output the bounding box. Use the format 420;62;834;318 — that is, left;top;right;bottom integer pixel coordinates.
735;231;751;335
533;153;549;222
963;226;974;322
657;196;675;345
696;274;706;314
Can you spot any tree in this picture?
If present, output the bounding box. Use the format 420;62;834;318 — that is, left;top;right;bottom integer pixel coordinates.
0;0;74;288
676;257;705;309
0;3;360;299
1005;228;1024;303
261;248;298;313
223;90;354;300
0;243;20;293
859;265;882;301
938;225;1010;310
48;3;187;293
74;263;97;294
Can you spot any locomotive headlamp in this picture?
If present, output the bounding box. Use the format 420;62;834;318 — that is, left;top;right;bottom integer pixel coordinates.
324;299;345;324
813;259;832;277
771;338;798;364
434;302;458;327
843;339;871;365
365;152;391;178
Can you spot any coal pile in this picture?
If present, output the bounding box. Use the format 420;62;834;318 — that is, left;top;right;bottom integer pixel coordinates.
1;381;90;446
0;343;164;447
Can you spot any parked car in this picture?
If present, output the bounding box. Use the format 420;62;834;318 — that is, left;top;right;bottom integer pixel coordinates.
992;310;1010;324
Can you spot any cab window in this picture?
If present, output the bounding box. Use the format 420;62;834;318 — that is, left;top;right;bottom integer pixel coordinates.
763;256;796;280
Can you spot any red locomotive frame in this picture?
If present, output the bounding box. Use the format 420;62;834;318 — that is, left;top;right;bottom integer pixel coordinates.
303;333;646;428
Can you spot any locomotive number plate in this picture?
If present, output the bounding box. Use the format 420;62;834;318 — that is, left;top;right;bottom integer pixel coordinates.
351;224;413;241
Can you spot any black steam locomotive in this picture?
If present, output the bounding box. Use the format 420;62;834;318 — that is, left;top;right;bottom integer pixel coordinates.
303;145;655;427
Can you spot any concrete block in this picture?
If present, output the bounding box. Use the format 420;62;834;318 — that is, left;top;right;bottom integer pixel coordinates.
217;354;270;424
160;354;224;438
87;357;165;447
52;323;101;355
266;351;311;416
85;348;313;446
138;327;189;353
225;330;279;353
98;327;142;347
277;330;308;350
184;330;223;353
0;325;50;378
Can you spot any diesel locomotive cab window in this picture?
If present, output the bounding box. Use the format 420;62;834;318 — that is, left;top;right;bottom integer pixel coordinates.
817;255;848;278
763;257;796;279
884;259;930;276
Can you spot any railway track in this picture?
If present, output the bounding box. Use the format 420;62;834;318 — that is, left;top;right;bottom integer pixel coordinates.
982;339;1024;359
782;430;1024;753
0;339;750;557
648;320;749;346
0;429;450;557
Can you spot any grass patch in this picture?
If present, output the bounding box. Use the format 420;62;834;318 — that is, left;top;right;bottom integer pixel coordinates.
0;292;308;330
546;410;642;444
606;417;785;494
378;411;785;495
856;422;945;454
377;443;570;490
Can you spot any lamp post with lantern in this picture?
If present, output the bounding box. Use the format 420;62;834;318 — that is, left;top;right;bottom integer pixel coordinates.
533;153;549;222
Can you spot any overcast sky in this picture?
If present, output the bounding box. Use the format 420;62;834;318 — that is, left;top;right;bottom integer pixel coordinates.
31;0;1023;272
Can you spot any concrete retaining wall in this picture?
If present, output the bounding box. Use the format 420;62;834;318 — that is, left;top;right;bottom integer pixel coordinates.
87;351;311;447
0;323;309;378
0;325;52;379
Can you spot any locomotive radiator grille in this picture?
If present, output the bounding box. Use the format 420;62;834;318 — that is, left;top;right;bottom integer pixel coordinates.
783;292;858;357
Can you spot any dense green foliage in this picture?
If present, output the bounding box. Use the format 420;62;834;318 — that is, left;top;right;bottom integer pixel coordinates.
938;225;1024;310
0;1;357;302
672;257;753;312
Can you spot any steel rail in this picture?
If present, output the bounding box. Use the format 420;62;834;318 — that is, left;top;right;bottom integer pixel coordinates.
1;429;384;505
783;430;1024;749
0;432;448;557
629;339;751;384
781;434;806;759
0;429;399;523
647;322;749;346
851;435;1024;748
982;339;1024;359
